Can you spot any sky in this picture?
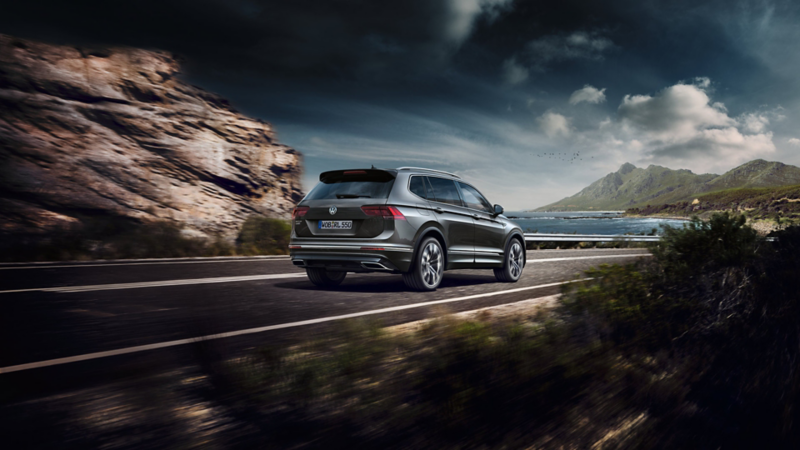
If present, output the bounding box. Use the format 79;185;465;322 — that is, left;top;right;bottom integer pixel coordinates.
3;0;800;209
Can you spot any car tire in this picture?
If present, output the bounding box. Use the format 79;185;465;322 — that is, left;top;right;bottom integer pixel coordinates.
403;237;444;291
494;238;524;282
306;268;347;288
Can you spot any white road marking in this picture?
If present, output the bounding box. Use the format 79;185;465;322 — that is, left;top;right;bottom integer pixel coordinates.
0;278;591;374
0;252;650;294
0;273;308;294
0;255;290;270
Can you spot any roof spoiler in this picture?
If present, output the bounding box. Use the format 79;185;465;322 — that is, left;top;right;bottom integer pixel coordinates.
319;168;397;182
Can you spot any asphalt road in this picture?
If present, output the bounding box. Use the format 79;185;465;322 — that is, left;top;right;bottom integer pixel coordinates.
0;248;651;379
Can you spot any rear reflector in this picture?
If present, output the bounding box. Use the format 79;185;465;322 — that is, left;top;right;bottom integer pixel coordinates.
361;205;407;220
292;206;309;219
360;247;386;251
289;245;302;249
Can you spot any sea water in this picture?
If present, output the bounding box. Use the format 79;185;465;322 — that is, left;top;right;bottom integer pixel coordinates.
505;211;688;236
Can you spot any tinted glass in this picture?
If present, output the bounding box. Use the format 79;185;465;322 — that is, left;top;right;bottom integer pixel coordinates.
408;176;432;199
458;182;493;213
427;177;462;206
306;177;395;200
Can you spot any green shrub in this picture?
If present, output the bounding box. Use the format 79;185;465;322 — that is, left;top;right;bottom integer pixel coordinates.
0;215;292;261
650;212;760;277
560;219;800;448
236;216;291;255
561;263;694;352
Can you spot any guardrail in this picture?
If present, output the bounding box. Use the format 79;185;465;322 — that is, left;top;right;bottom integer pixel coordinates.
524;233;660;242
524;233;776;243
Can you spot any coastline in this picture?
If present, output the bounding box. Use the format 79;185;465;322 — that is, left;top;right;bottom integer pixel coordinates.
621;213;693;221
625;211;790;236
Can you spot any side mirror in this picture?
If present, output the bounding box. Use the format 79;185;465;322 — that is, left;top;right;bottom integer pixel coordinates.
493;204;504;215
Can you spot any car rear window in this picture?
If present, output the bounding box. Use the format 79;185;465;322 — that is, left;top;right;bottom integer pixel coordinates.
306;172;395;200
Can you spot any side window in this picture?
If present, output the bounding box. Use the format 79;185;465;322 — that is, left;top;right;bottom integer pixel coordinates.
458;182;493;213
427;177;463;206
408;176;432;200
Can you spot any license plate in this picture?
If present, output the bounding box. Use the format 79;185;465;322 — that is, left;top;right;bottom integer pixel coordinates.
318;220;353;230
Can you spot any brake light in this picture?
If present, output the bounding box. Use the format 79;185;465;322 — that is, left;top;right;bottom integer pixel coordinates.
343;170;367;175
292;206;309;219
361;205;406;220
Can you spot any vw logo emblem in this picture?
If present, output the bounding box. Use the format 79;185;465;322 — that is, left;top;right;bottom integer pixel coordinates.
329;206;337;215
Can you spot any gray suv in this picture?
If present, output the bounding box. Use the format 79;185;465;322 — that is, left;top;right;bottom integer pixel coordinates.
289;167;525;291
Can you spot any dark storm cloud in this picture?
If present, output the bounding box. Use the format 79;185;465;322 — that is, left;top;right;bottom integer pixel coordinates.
3;0;800;208
0;0;515;80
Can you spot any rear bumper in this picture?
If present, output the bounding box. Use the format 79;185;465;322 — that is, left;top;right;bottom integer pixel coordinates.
289;240;414;273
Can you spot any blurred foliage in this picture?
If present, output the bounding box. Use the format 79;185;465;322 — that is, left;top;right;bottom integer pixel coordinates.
236;216;291;255
197;212;800;448
7;212;800;448
0;215;290;261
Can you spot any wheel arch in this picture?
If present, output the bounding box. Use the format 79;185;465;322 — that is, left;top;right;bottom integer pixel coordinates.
410;224;448;272
506;230;526;267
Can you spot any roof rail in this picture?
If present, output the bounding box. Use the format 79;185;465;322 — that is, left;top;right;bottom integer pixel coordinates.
396;167;461;179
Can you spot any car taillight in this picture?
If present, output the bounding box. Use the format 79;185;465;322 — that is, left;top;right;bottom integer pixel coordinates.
292;206;309;219
361;205;406;220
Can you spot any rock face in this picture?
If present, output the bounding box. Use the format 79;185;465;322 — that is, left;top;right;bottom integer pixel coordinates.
0;34;303;238
537;159;800;211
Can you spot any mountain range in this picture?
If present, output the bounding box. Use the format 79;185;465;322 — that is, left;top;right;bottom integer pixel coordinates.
536;159;800;211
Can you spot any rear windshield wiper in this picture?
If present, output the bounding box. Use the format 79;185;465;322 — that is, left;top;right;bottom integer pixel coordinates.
336;194;371;198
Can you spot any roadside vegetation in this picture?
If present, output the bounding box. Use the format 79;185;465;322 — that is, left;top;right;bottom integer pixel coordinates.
626;183;800;227
173;212;799;448
0;216;290;262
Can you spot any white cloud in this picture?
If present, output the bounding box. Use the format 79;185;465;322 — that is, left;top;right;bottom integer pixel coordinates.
537;112;571;138
612;80;776;172
740;113;770;133
444;0;514;46
569;85;606;105
789;138;800;146
693;77;711;89
618;83;734;141
501;57;529;85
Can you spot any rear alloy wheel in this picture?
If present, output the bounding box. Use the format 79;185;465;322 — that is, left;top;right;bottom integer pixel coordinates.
494;238;524;282
403;237;444;291
306;268;347;288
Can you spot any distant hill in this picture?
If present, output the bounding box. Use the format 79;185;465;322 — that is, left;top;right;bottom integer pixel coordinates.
535;159;800;211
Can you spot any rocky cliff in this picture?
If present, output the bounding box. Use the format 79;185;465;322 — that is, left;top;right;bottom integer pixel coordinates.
0;34;303;238
536;159;800;211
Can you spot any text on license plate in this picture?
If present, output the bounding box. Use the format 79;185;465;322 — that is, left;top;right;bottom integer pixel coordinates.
318;220;353;230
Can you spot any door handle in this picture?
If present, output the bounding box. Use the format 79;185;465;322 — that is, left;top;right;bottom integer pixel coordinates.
471;214;480;219
433;207;444;214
